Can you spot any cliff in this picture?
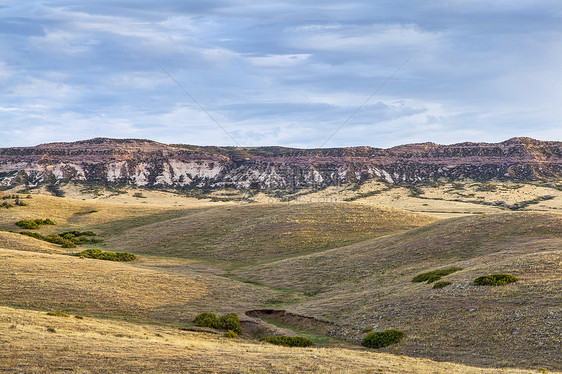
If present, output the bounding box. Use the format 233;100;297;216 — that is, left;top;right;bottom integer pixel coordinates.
0;137;560;190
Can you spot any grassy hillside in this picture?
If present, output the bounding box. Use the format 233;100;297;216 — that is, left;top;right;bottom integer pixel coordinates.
0;306;548;374
0;247;278;323
1;191;560;372
99;203;437;266
235;212;561;293
235;212;562;369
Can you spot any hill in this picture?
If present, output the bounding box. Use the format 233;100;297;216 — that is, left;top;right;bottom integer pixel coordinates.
97;203;437;265
236;212;562;369
0;191;560;372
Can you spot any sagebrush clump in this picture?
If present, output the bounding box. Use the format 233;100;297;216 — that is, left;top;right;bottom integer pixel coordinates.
193;312;242;334
47;311;69;317
412;267;462;283
260;336;314;347
15;219;55;229
76;248;136;261
223;330;238;338
432;281;452;289
474;274;518;286
361;329;404;349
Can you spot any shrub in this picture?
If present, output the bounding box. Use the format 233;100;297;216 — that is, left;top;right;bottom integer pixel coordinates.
75;248;136;261
412;267;463;283
474;274;518;286
261;336;314;347
36;219;55;225
45;234;65;245
193;312;242;333
20;231;45;240
432;281;452;289
61;240;77;248
16;220;40;229
47;327;56;333
47;312;69;317
219;313;242;334
16;219;55;229
193;312;222;329
223;330;238;338
362;329;404;349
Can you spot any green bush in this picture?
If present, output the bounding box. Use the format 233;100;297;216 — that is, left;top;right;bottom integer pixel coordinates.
75;248;136;261
193;312;242;333
412;267;463;283
474;274;518;286
261;336;314;347
61;240;77;248
432;281;452;289
47;312;69;317
45;234;65;245
20;231;45;240
35;219;55;225
193;312;222;329
362;329;404;349
361;329;404;348
16;220;40;229
223;330;238;338
16;219;55;229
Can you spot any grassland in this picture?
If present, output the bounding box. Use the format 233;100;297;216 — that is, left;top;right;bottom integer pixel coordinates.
98;203;437;266
0;185;560;373
3;306;546;374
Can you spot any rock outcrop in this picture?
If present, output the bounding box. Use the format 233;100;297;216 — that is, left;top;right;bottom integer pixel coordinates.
0;137;560;190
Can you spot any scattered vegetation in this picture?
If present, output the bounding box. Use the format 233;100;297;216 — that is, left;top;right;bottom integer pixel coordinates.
192;312;242;334
46;327;57;333
133;192;146;198
1;194;31;208
432;281;452;289
75;248;136;262
361;329;404;349
47;311;70;317
412;267;463;284
19;230;100;248
473;274;518;286
260;336;314;347
15;219;55;229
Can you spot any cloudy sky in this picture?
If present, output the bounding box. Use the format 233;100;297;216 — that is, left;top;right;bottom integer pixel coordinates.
1;1;561;148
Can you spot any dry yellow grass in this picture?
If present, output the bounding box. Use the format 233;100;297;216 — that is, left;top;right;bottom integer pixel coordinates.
1;190;560;372
235;212;562;370
0;247;278;323
100;203;437;265
0;306;552;374
244;180;562;218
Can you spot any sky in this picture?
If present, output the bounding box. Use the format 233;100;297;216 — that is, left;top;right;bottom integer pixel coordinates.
0;1;561;148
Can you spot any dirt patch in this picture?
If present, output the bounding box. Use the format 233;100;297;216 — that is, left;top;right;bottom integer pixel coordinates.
246;309;355;342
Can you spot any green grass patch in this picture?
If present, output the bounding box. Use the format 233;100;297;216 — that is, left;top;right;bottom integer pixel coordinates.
76;248;136;262
361;329;404;349
261;336;314;347
473;274;518;286
412;267;463;283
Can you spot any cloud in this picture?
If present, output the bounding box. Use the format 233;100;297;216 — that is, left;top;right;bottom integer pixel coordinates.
0;0;561;148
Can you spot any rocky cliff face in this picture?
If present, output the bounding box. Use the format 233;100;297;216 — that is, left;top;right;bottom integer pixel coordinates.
0;137;560;190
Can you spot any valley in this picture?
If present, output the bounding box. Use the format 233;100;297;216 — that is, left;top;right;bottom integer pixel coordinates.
0;179;561;373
